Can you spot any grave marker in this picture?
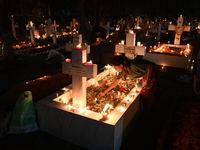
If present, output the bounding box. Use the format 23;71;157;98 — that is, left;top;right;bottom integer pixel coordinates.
11;15;19;38
52;20;60;44
115;32;146;58
66;34;90;54
26;21;36;44
168;15;190;45
62;46;97;108
45;18;53;37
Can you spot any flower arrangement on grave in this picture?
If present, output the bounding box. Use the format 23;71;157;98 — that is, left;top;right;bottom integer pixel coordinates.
85;74;137;113
149;44;191;56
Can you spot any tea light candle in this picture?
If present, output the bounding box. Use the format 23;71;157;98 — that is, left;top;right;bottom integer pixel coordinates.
137;42;141;46
65;58;71;62
76;44;82;50
86;60;93;66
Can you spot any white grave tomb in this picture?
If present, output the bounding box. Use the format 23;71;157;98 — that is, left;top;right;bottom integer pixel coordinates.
37;47;143;150
144;43;193;69
115;31;146;58
26;21;36;44
168;15;191;45
11;15;19;38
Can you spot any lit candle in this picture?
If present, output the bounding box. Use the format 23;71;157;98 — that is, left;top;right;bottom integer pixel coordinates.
118;91;120;98
86;60;93;66
115;52;121;56
76;44;82;50
65;58;71;62
137;42;141;46
102;104;110;113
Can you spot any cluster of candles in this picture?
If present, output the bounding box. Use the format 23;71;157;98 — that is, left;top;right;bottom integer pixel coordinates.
149;43;191;57
65;58;93;66
54;64;141;121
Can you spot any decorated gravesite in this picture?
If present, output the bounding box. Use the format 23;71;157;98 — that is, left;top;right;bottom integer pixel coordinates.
0;0;200;150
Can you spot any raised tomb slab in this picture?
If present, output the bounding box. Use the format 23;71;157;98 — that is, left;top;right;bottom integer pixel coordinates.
143;44;193;69
37;69;142;150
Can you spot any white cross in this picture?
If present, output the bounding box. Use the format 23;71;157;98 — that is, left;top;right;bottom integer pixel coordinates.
62;46;97;108
26;21;36;44
52;20;60;44
168;15;190;45
115;32;146;59
11;15;19;38
66;34;90;54
135;16;142;29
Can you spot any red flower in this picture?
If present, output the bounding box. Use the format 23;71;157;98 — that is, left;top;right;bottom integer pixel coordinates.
120;87;125;91
70;108;75;112
87;101;93;104
101;84;106;87
86;106;92;110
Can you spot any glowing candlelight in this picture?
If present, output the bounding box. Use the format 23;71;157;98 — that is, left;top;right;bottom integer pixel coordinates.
121;40;124;44
135;85;138;92
137;42;141;46
118;91;120;98
86;60;93;66
102;104;111;113
65;58;71;62
115;52;121;56
162;65;165;70
76;44;82;50
119;106;125;113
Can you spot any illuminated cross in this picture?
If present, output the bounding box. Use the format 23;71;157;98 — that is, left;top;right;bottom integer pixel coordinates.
115;31;146;59
168;15;190;45
26;21;36;44
135;16;142;29
62;46;97;108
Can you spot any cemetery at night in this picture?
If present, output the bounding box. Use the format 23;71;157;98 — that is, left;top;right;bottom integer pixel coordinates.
0;0;200;150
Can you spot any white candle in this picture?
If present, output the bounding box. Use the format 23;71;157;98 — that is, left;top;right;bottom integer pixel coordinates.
86;60;93;66
103;104;110;112
76;44;82;50
65;58;71;62
137;42;141;46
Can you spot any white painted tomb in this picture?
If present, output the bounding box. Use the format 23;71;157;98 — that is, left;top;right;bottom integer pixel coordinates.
37;46;143;150
144;43;193;69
